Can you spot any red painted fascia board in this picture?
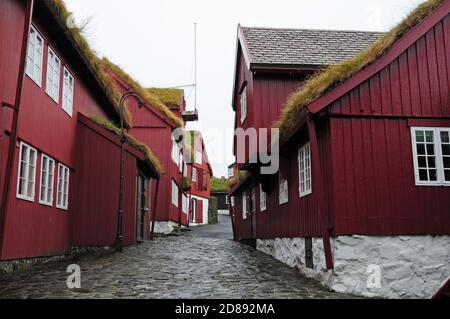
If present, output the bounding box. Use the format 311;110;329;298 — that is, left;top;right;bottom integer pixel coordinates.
103;67;178;129
307;0;450;115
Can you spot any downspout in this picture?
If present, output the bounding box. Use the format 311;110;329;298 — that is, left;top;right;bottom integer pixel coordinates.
150;178;160;240
307;114;334;270
178;157;185;229
0;0;34;257
229;196;237;241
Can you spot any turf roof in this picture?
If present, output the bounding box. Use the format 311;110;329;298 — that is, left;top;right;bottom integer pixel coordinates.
147;88;184;108
275;0;446;142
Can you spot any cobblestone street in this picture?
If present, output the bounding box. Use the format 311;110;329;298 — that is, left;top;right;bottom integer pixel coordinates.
0;217;353;299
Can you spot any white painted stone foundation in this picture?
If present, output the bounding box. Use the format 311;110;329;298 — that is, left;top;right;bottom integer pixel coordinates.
257;236;450;298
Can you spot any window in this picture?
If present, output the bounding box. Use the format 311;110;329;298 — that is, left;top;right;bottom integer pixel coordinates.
260;184;267;212
39;154;55;206
56;164;70;210
228;166;234;178
62;67;74;116
183;162;188;177
411;127;450;186
279;175;289;205
203;171;208;191
242;192;248;219
240;86;247;123
16;142;37;201
26;26;44;86
298;143;312;197
192;168;198;182
226;195;230;205
231;196;235;207
179;151;183;173
46;47;61;102
182;194;188;214
172;139;180;164
195;150;202;165
171;180;179;207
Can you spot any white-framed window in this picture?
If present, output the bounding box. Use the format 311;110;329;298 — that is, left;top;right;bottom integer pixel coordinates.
62;67;74;116
179;151;183;173
242;192;248;219
182;194;188;214
172;139;180;164
192;167;198;182
298;143;312;197
228;166;234;178
260;184;267;212
46;47;61;102
240;86;247;124
39;154;55;206
183;162;188;177
279;175;289;205
411;127;450;186
195;150;202;165
56;164;70;210
171;180;179;207
16;142;37;201
26;25;44;86
226;195;230;205
231;196;235;207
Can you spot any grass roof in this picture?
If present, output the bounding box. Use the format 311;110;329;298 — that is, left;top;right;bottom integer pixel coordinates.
227;171;250;190
101;58;184;128
90;115;163;175
147;88;184;108
51;0;133;127
211;177;230;193
275;0;445;141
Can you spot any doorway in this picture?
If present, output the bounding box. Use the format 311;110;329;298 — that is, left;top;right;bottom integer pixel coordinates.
136;173;148;242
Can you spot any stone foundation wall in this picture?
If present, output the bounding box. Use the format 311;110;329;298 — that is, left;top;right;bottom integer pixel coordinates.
257;236;450;298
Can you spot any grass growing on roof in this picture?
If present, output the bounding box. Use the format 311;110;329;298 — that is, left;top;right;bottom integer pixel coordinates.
147;88;184;107
227;171;250;190
101;58;184;128
211;177;230;192
275;0;445;141
51;0;132;127
89;115;163;174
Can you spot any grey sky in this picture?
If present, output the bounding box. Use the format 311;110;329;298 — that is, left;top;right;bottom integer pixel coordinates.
64;0;423;177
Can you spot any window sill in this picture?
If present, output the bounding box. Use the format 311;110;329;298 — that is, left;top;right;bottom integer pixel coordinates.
45;91;60;105
39;200;53;207
56;205;69;211
26;73;42;88
16;195;35;203
300;191;313;198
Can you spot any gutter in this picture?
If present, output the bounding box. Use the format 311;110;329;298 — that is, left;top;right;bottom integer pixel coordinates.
307;114;334;270
0;0;34;258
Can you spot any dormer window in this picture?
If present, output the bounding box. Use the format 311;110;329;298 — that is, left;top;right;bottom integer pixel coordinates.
240;86;247;124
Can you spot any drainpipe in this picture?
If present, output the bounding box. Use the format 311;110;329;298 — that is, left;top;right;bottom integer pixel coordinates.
0;0;35;257
307;114;334;270
229;197;237;241
150;178;160;240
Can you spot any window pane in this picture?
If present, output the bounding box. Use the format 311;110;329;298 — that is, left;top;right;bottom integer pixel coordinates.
443;157;450;169
417;144;425;155
425;131;434;143
429;169;437;181
445;170;450;182
426;144;435;155
419;169;428;181
416;131;424;143
442;144;450;156
440;131;449;143
427;156;436;168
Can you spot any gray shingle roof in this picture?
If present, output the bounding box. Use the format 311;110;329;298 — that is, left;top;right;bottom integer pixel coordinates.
241;27;383;66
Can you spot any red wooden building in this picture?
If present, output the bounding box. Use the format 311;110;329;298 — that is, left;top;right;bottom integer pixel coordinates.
229;0;450;298
0;0;161;262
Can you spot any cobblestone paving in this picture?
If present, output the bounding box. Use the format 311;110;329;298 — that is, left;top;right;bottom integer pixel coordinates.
0;236;354;299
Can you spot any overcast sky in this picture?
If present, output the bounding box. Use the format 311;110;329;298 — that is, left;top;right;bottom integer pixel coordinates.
65;0;423;177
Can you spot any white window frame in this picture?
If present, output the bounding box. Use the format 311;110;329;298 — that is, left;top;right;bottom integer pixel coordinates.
26;25;44;87
240;86;247;124
56;163;70;210
171;180;179;207
226;195;230;205
182;194;188;214
279;175;289;205
172;139;180;164
192;167;198;182
195;150;203;165
260;184;267;212
39;154;55;206
298;142;313;197
411;127;450;186
62;67;74;116
16;142;37;202
45;47;61;103
242;192;248;219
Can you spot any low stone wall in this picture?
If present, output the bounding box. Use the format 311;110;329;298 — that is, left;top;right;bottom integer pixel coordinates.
257;236;450;298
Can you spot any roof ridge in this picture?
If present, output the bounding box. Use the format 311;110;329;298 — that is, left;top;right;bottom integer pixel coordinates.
241;25;384;34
